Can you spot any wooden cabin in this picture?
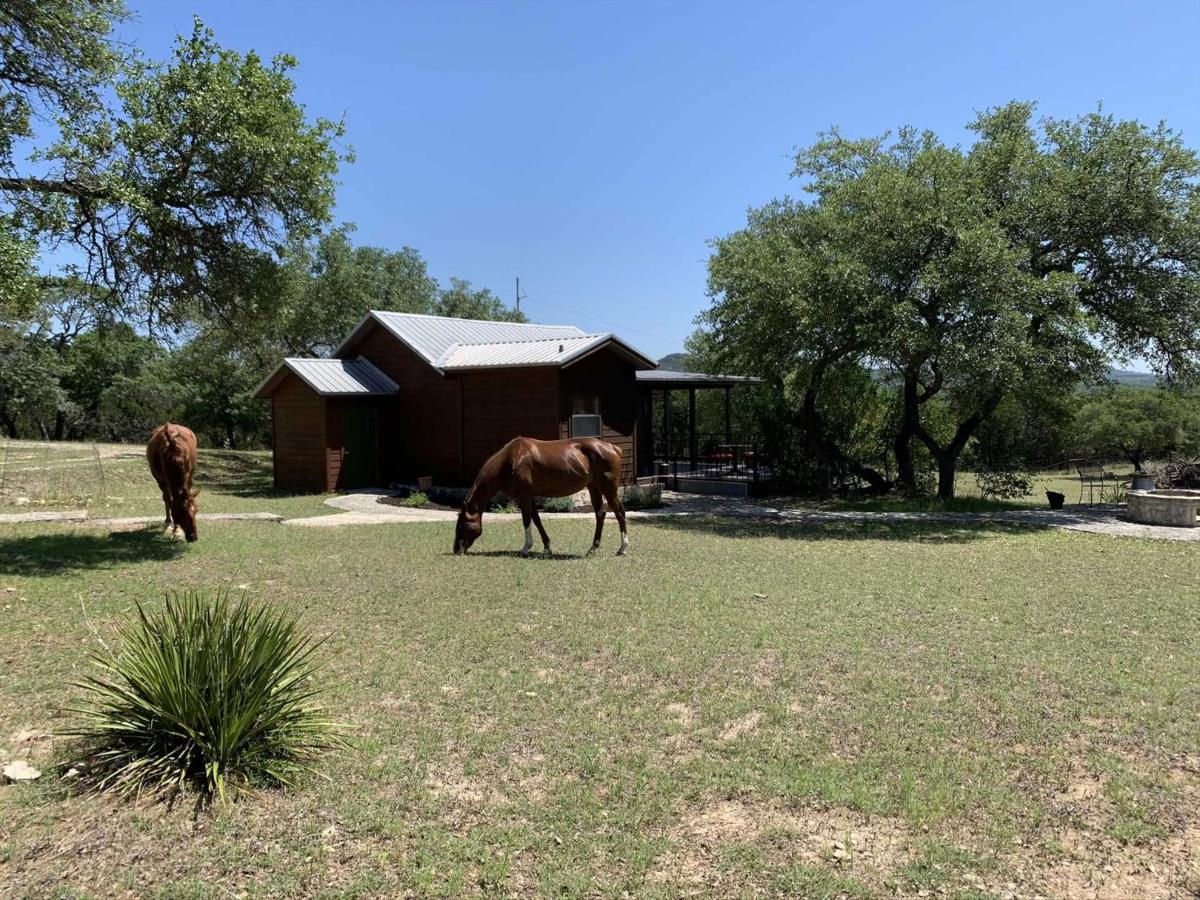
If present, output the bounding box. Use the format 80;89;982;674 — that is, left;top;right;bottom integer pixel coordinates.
254;312;658;492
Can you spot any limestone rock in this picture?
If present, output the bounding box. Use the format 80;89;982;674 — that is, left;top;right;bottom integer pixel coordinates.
3;760;41;782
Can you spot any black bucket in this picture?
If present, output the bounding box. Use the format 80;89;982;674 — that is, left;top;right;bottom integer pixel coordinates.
1046;491;1065;510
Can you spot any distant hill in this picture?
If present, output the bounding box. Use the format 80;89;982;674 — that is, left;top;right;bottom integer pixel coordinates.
1107;369;1158;388
657;352;695;372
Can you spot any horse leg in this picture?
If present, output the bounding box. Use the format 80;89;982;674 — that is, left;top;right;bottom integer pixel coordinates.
530;505;552;556
602;485;629;556
158;482;174;532
518;499;535;556
586;485;605;556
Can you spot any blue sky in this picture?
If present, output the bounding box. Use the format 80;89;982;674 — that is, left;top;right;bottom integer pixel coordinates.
119;0;1200;359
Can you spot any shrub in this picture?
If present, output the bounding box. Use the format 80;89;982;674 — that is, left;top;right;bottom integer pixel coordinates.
537;495;575;512
64;590;345;802
396;491;429;508
975;469;1033;501
621;483;663;509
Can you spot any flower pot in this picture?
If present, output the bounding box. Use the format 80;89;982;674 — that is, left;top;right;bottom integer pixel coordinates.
1129;472;1156;492
417;475;434;491
1046;491;1065;510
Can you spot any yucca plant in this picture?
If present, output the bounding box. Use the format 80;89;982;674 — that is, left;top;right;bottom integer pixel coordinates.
63;590;346;802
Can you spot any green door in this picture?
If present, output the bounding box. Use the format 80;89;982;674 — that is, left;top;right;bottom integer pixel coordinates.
341;405;379;489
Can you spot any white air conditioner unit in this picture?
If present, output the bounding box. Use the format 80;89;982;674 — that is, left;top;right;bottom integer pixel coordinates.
570;413;602;438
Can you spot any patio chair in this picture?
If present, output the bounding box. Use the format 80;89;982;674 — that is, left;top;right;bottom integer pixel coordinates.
1070;459;1112;506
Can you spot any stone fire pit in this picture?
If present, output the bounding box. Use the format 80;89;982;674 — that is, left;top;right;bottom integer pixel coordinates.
1126;489;1200;528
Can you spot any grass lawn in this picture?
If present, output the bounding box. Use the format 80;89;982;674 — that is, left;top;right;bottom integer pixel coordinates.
0;440;331;519
0;444;1198;898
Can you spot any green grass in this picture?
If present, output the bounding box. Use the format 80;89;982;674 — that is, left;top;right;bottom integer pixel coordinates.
0;439;330;519
819;467;1129;513
0;445;1197;896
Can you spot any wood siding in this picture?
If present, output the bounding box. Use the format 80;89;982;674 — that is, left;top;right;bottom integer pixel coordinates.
340;322;463;482
271;373;327;491
559;349;638;483
265;321;643;491
461;368;560;476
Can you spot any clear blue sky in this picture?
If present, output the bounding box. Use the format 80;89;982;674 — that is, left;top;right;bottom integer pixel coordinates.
119;0;1200;359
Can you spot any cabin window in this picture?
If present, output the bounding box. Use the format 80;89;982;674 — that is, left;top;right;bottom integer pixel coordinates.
569;396;602;437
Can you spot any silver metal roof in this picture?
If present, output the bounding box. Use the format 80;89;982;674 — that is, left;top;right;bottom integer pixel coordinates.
439;334;611;369
368;311;587;366
636;370;763;387
253;357;398;398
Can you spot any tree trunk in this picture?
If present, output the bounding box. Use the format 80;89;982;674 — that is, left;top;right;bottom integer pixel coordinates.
894;373;921;491
53;409;66;441
936;454;958;500
0;411;18;439
225;421;237;450
913;391;1004;501
800;368;891;495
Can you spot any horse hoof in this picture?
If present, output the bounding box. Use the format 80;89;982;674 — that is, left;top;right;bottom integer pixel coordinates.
616;548;628;557
585;547;597;557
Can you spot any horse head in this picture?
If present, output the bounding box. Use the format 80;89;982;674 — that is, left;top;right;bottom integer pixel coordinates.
453;505;482;554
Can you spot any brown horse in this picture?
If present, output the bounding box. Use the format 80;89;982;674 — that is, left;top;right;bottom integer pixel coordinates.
454;436;629;557
147;422;199;542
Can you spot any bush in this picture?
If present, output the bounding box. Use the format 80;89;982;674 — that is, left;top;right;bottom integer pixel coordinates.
396;491;429;508
621;483;663;509
64;590;345;802
975;469;1033;501
537;495;575;512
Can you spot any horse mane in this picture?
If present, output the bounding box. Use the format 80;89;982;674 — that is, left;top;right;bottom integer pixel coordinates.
464;438;517;509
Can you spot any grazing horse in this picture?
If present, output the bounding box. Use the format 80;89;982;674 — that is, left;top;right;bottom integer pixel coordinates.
147;422;199;542
454;436;629;557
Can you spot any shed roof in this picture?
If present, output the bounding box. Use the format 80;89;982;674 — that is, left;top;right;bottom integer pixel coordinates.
635;370;764;389
252;357;399;399
334;311;656;371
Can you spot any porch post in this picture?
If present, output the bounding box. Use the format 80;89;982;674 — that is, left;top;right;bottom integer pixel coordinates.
688;387;697;471
724;387;732;443
662;389;672;455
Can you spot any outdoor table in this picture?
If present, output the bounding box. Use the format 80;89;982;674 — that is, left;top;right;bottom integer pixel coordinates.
719;443;752;474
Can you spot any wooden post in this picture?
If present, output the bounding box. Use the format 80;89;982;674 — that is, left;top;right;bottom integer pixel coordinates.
688;388;697;472
724;387;732;443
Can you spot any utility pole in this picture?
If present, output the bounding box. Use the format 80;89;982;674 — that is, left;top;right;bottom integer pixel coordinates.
515;276;521;315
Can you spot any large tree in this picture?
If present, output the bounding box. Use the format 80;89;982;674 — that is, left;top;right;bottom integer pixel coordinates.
0;2;347;330
1074;386;1200;472
706;103;1200;497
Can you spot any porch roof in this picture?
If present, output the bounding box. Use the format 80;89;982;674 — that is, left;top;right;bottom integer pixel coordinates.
636;370;763;389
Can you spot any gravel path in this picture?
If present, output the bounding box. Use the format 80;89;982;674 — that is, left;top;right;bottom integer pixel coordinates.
294;491;1199;541
1;492;1193;541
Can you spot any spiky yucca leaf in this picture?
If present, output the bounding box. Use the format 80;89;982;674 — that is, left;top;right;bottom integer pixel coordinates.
63;590;346;801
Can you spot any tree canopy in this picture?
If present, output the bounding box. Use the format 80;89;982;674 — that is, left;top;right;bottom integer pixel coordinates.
705;103;1200;497
1;2;347;330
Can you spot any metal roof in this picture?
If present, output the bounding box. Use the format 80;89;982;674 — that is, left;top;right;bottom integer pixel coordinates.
252;357;399;399
439;334;647;370
341;311;588;366
636;370;763;388
332;311;657;371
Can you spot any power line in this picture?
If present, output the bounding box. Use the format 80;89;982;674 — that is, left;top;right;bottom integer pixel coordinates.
519;293;681;348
